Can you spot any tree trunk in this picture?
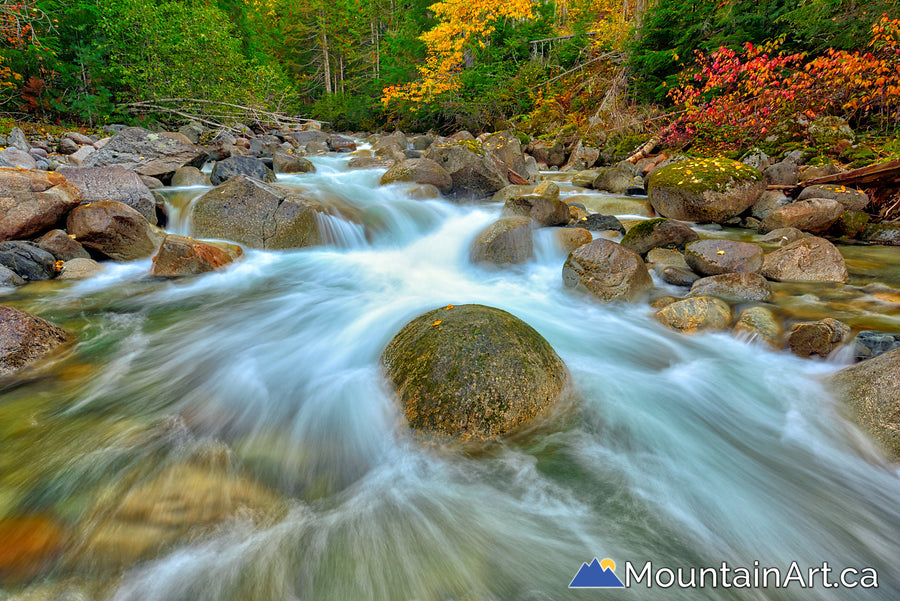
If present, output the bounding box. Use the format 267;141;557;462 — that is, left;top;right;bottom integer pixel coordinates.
321;14;332;95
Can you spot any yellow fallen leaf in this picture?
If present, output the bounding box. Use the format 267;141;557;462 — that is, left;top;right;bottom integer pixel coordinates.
717;250;725;255
432;321;443;327
445;304;454;310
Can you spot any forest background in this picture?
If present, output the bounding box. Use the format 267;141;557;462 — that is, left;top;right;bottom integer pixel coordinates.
0;0;898;157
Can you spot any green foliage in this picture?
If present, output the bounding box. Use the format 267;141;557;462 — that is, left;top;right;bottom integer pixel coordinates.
629;0;791;103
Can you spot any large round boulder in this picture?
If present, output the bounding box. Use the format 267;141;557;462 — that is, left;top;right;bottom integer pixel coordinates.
0;168;82;241
191;175;322;250
759;236;848;282
424;140;509;198
382;304;568;442
647;157;764;223
470;217;533;265
0;305;70;376
562;239;653;302
797;185;868;211
67;201;164;261
830;348;900;460
593;167;633;194
787;318;850;358
380;158;452;192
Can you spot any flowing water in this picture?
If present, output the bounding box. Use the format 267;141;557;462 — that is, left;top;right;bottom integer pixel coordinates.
1;153;899;600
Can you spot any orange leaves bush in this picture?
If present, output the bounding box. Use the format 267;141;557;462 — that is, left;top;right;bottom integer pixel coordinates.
661;14;900;152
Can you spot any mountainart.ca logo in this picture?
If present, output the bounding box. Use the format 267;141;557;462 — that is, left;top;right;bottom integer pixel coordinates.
568;558;880;590
569;558;625;588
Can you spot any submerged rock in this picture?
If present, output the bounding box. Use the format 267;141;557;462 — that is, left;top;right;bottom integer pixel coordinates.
76;458;285;567
382;304;568;442
0;305;70;376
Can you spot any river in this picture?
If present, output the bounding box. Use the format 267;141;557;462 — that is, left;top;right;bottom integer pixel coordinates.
1;152;898;600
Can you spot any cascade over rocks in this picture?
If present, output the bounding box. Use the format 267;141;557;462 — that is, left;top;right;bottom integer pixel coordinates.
382;304;568;442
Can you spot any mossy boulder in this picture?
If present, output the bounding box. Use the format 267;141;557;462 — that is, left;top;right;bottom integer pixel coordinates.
835;210;869;238
380;158;452;192
381;304;568;442
424;139;509;198
647;157;764;223
808;116;854;148
620;218;699;256
469;217;533;265
831;348;900;460
562;239;653;302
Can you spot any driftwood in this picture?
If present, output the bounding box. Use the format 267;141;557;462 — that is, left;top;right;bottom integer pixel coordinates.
120;98;321;133
507;168;530;185
801;159;900;188
626;137;659;163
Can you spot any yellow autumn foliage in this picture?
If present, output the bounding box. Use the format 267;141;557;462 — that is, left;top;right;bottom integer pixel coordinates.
382;0;535;105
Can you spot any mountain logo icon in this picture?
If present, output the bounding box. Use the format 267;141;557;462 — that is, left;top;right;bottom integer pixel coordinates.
569;557;625;588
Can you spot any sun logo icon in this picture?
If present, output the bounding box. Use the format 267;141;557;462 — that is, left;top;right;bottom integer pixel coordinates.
569;557;626;588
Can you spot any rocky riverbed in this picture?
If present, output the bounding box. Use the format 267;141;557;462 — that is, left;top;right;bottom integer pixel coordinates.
0;122;898;600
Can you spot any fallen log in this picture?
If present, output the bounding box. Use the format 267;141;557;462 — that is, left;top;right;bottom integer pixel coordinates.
802;159;900;188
